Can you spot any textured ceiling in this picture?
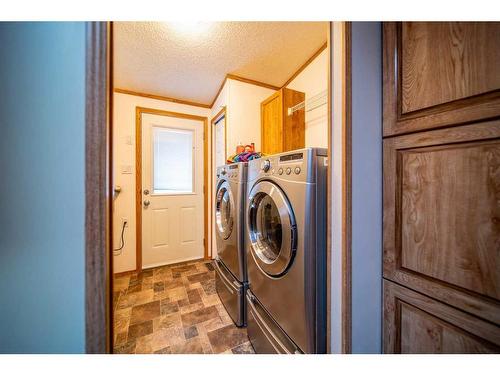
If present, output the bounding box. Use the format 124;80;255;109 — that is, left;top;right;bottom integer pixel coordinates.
114;22;327;105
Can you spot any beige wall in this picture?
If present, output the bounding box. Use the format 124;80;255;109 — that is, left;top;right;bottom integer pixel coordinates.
208;79;276;257
286;48;329;149
112;92;210;273
226;79;276;155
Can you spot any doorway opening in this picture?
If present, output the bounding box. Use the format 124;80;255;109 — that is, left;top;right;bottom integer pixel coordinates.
109;21;332;354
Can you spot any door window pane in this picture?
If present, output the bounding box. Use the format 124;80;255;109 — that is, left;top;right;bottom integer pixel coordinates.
153;127;194;194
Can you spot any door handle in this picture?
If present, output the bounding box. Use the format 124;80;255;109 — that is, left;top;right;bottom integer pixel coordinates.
143;199;150;207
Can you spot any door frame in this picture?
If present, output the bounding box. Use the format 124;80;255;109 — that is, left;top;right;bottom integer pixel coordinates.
210;106;226;258
85;21;349;354
135;107;209;272
85;21;112;353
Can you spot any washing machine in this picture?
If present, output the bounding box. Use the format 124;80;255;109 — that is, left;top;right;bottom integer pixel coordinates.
245;148;327;354
213;162;248;327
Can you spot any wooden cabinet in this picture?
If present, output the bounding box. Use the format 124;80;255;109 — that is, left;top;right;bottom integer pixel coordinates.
383;22;500;353
384;281;500;353
383;22;500;137
261;88;305;155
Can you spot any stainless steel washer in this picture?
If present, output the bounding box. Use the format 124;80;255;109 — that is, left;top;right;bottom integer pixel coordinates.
214;162;248;327
245;148;327;353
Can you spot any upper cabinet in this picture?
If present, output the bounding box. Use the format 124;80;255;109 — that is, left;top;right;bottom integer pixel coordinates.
261;88;305;155
383;22;500;136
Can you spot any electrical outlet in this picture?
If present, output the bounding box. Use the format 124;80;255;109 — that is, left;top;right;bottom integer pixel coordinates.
121;218;128;227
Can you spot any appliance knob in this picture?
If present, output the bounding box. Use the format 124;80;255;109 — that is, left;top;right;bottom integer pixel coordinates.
278;168;284;175
294;167;301;174
261;159;271;172
286;167;292;175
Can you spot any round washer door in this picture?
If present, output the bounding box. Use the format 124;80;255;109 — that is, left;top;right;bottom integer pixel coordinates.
247;180;297;277
215;180;235;240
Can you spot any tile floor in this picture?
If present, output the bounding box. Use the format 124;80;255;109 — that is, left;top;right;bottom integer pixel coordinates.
113;259;255;354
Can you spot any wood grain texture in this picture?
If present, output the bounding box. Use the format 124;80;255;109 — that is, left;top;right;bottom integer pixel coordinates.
383;22;500;137
135;107;209;271
326;23;332;354
341;22;352;354
282;88;306;151
400;141;500;299
85;21;110;353
260;88;305;155
383;280;500;353
401;22;500;113
261;91;283;154
383;120;500;325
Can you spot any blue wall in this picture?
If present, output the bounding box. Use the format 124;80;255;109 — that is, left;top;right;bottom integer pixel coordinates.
351;22;383;353
0;22;86;353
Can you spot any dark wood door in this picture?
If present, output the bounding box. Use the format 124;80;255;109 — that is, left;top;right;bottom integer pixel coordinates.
383;22;500;353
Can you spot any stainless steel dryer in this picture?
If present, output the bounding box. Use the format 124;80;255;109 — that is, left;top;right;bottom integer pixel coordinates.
245;148;327;353
214;162;248;327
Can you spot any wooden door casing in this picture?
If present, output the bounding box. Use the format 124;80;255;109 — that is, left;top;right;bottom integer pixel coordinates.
383;22;500;137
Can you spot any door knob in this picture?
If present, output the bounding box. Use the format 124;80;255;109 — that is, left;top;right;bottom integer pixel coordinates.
143;199;150;207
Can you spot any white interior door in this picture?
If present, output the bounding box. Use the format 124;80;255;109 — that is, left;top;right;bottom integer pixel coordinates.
141;112;204;269
211;115;226;257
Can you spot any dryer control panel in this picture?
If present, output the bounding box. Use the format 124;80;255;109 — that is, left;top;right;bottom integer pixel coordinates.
216;162;247;183
247;148;327;184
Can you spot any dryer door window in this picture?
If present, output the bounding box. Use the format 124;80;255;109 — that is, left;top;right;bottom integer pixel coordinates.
215;180;234;240
247;181;297;277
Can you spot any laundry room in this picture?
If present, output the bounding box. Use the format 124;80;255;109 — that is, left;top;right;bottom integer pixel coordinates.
110;21;330;354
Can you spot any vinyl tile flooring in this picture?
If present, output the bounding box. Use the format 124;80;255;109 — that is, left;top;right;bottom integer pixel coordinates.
113;259;255;354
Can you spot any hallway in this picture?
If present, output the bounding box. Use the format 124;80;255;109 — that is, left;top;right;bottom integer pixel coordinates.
113;260;254;354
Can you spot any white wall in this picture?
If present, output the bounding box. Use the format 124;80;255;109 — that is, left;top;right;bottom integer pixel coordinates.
0;22;85;353
286;48;328;148
112;93;210;273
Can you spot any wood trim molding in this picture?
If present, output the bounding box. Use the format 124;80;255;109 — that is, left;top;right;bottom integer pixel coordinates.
210;74;281;108
282;42;328;88
115;88;212;109
116;43;328;113
135;107;209;272
326;24;332;354
209;106;227;259
225;74;280;91
341;22;352;354
85;21;110;354
329;21;352;354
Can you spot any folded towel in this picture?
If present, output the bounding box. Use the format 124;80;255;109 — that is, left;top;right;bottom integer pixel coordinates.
226;151;263;164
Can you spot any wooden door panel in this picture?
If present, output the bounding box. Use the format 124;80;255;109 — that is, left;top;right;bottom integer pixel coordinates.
400;141;500;299
261;92;282;155
384;120;500;324
384;280;500;353
282;88;305;152
401;22;500;113
383;22;500;136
